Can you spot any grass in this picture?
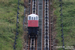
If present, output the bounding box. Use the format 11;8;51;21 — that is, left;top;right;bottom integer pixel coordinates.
54;0;75;50
0;0;24;50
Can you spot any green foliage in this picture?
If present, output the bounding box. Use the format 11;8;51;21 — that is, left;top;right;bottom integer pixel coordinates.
54;0;75;49
0;0;24;50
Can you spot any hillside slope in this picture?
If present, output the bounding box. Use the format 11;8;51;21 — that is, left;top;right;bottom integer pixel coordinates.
0;0;24;50
54;0;75;49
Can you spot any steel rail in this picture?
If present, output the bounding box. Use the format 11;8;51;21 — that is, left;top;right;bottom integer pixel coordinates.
42;0;51;50
42;0;45;50
49;0;52;50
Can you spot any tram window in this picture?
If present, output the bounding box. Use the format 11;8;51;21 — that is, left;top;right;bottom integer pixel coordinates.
34;17;35;20
36;17;37;20
29;16;31;20
32;17;33;20
36;17;38;20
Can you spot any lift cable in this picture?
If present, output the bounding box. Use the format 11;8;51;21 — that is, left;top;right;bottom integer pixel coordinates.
59;0;65;50
13;0;20;50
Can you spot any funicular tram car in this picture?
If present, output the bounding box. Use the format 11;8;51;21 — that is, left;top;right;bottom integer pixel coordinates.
28;14;39;38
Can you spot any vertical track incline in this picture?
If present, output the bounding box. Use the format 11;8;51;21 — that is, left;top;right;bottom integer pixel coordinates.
42;0;52;50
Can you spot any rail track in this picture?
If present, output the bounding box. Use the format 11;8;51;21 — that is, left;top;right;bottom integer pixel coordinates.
28;38;37;50
28;0;38;50
42;0;52;50
24;0;54;50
